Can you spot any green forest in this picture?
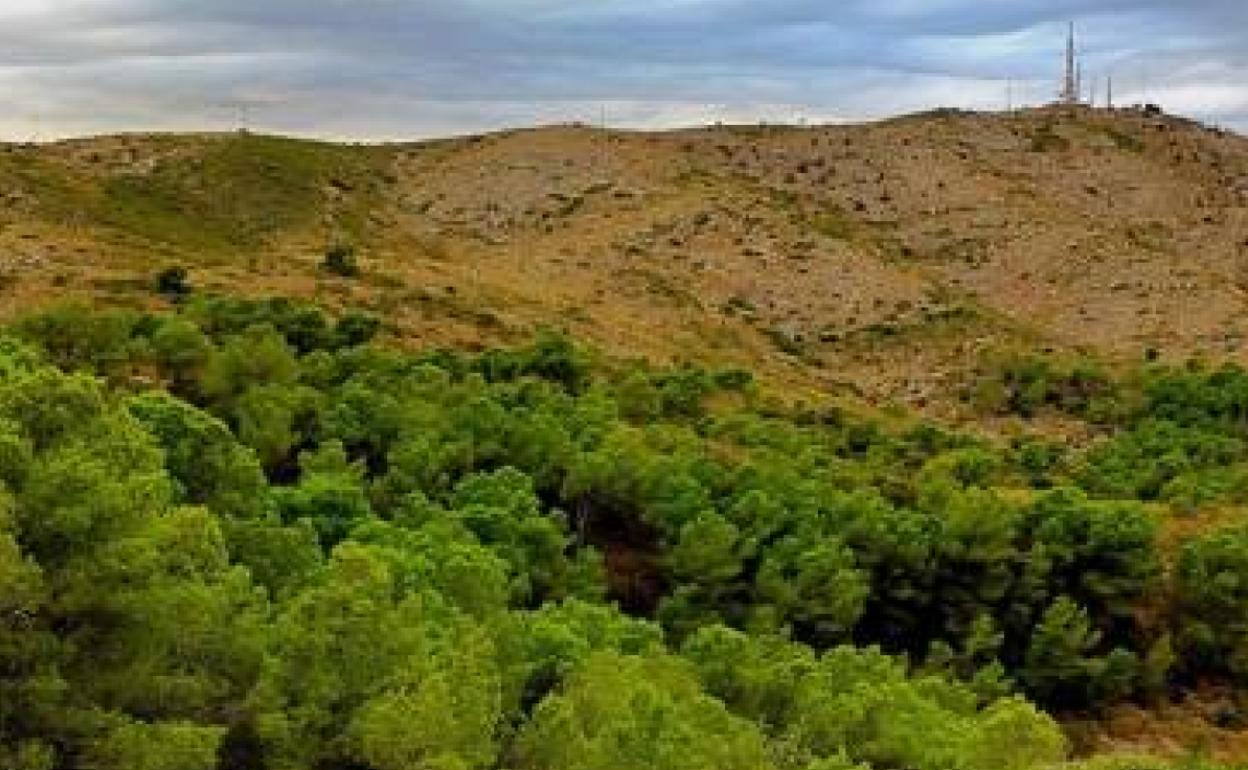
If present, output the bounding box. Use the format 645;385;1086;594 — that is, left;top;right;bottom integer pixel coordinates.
4;295;1248;770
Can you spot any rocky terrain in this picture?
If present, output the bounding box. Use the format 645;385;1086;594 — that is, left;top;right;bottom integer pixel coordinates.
1;105;1245;418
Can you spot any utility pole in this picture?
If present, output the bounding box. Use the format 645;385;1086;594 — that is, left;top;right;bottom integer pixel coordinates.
1106;76;1114;109
231;100;255;132
598;102;609;180
217;100;253;132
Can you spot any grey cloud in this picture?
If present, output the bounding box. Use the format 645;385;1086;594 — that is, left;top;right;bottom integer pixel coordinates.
0;0;1244;140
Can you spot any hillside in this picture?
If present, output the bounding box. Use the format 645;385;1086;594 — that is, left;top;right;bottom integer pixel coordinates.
6;106;1248;769
1;106;1245;419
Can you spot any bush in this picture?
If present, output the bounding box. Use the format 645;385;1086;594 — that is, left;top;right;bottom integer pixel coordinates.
335;311;381;348
323;243;360;277
155;265;192;299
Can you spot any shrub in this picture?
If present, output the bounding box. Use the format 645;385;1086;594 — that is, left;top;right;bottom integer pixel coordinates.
334;311;381;348
155;265;192;299
323;243;360;277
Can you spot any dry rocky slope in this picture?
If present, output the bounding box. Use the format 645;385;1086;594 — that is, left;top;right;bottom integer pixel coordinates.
1;105;1246;418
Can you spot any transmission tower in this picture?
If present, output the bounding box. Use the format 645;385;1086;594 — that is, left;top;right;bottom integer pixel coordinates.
1059;22;1080;105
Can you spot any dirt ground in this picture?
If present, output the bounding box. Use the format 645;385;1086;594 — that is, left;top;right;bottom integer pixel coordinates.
1;105;1245;418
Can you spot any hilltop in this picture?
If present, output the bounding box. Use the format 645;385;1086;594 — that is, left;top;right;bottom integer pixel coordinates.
1;105;1245;418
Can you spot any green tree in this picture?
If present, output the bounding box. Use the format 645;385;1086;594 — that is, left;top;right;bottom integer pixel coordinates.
16;303;138;375
786;646;1066;770
348;618;502;770
273;441;373;548
513;652;774;770
127;391;267;518
199;324;299;403
681;625;816;729
755;536;867;646
252;542;502;769
0;361;266;767
451;467;572;603
147;316;212;389
502;599;664;715
1175;526;1248;679
85;719;223;770
1020;597;1139;708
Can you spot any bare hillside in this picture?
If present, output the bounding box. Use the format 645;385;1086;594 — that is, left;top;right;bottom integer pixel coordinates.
1;105;1245;415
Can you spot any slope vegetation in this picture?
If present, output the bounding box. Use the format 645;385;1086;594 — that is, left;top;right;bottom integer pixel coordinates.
1;106;1245;415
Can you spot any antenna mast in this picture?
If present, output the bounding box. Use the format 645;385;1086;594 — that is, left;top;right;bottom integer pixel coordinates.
1060;22;1079;105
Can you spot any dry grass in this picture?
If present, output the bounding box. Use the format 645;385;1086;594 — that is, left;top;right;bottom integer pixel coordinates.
0;106;1245;416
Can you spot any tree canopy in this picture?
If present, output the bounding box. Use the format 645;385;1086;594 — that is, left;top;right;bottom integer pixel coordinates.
1;296;1244;769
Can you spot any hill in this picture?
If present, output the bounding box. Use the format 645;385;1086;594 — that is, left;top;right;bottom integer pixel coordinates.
1;106;1245;420
5;106;1248;768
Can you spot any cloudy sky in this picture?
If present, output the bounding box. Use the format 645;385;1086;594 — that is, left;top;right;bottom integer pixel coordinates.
1;0;1245;141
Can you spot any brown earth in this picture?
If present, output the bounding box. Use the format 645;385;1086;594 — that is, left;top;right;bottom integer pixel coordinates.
0;104;1245;420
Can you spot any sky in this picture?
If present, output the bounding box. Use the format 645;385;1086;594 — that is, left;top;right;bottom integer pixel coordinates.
1;0;1245;141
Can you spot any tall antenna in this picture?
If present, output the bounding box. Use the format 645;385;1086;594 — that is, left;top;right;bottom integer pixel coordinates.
1060;22;1079;105
217;99;255;132
1106;76;1114;109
